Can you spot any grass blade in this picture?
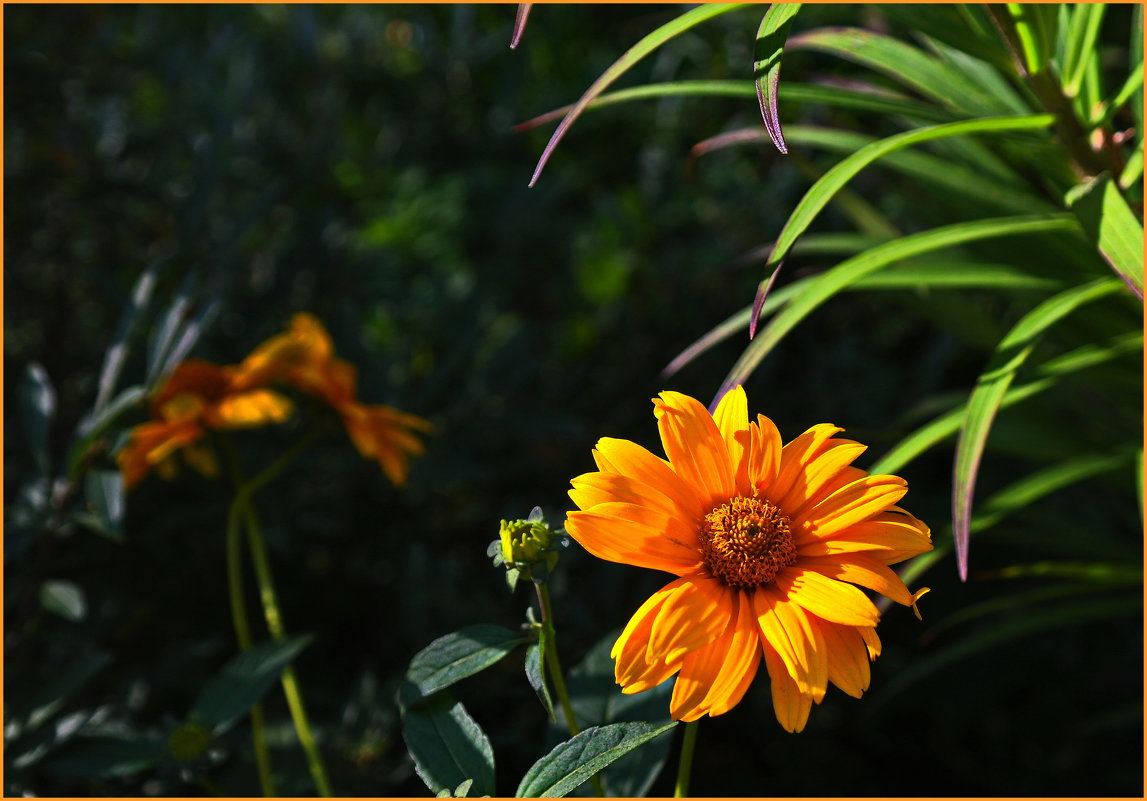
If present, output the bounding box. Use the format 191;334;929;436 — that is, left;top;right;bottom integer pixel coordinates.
952;277;1125;581
510;4;532;50
1067;176;1145;299
719;214;1078;399
764;115;1055;269
1062;3;1107;98
1006;3;1058;75
753;3;802;154
527;4;750;186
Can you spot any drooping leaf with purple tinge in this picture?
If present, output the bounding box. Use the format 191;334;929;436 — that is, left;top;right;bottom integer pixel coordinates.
511;4;532;50
526;4;751;187
951;277;1125;581
753;3;802;154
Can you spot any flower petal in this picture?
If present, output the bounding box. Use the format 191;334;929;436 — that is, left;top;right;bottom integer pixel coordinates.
690;591;763;718
748;414;783;491
565;501;702;575
712;385;752;496
800;553;916;606
797;510;932;564
815;619;871;699
859;625;881;659
778;442;868;516
775;566;880;627
613;579;690;690
767;423;843;507
653;392;734;508
569;471;692;522
648;577;731;665
762;639;812;733
591;437;705;521
209;389;295;428
794;474;908;538
753;585;828;701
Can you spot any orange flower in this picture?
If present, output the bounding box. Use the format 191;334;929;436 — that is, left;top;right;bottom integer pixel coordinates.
235;313;431;485
117;360;294;489
565;388;932;732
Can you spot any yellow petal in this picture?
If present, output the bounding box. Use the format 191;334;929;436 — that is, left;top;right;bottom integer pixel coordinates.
591;437;705;521
209;390;294;429
774;566;880;627
712;385;753;496
859;625;881;659
753;586;827;701
613;579;688;688
797;513;933;564
762;639;811;733
795;474;907;538
767;423;843;507
776;442;867;516
569;471;692;522
748;414;783;491
800;553;915;606
696;591;763;717
653;392;734;508
647;577;730;665
565;502;702;576
815;619;871;699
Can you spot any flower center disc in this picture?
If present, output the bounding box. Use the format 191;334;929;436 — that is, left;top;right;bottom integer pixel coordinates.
699;495;797;589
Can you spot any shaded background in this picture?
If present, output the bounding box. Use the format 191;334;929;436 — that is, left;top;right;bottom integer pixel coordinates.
5;5;1142;797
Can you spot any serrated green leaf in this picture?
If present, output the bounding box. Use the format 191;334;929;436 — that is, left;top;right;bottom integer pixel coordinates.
952;278;1125;580
718;214;1077;401
402;691;495;798
192;635;314;731
753;3;801;154
43;735;165;778
764;115;1055;270
527;3;751;186
40;580;86;622
18;362;56;477
400;625;527;709
516;722;677;798
525;638;556;723
1067;176;1144;299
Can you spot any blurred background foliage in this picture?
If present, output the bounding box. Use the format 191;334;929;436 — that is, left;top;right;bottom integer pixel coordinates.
4;4;1141;797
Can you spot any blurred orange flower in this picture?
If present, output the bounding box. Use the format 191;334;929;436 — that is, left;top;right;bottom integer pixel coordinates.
565;387;932;732
117;360;294;489
235;313;431;485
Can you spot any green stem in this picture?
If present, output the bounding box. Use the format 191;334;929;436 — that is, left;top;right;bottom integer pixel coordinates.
223;440;277;798
244;504;333;798
222;428;332;797
536;583;605;798
673;720;700;798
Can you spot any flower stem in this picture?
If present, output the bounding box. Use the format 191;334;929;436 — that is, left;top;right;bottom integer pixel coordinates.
673;720;700;798
535;582;605;798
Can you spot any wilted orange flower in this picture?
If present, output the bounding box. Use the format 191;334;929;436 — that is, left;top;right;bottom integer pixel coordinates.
117;360;294;489
234;313;431;485
565;388;932;732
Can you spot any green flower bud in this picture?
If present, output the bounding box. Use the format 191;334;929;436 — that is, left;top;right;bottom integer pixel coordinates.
489;507;567;589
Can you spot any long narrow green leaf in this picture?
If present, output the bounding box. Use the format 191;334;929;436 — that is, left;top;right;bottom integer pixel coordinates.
719;214;1078;400
789;27;1022;116
527;4;750;186
1007;3;1058;75
764;115;1055;269
753;3;802;154
1067;176;1145;299
870;330;1143;476
1093;61;1144;128
952;278;1125;581
1063;3;1107;98
510;4;532;50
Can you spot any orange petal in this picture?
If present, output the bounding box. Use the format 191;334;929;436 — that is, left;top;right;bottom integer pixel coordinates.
670;590;763;720
815;619;871;699
712;386;753;496
569;471;693;522
774;566;880;627
774;440;867;515
648;577;731;665
800;553;915;606
613;579;689;689
797;512;932;564
859;625;881;659
794;474;907;538
766;423;843;506
591;437;705;521
565;502;702;576
753;586;827;701
762;639;811;733
653;392;734;509
209;389;294;429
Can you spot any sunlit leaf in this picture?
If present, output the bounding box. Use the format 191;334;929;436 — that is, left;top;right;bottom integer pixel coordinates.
1006;3;1058;75
527;4;751;186
516;722;677;798
753;3;802;154
952;278;1125;580
40;580;86;622
399;625;528;709
403;691;495;798
1066;175;1144;299
1062;3;1107;99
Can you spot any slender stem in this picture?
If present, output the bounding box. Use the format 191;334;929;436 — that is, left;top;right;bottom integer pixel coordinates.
535;582;605;798
244;504;333;797
223;439;276;798
673;720;700;798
